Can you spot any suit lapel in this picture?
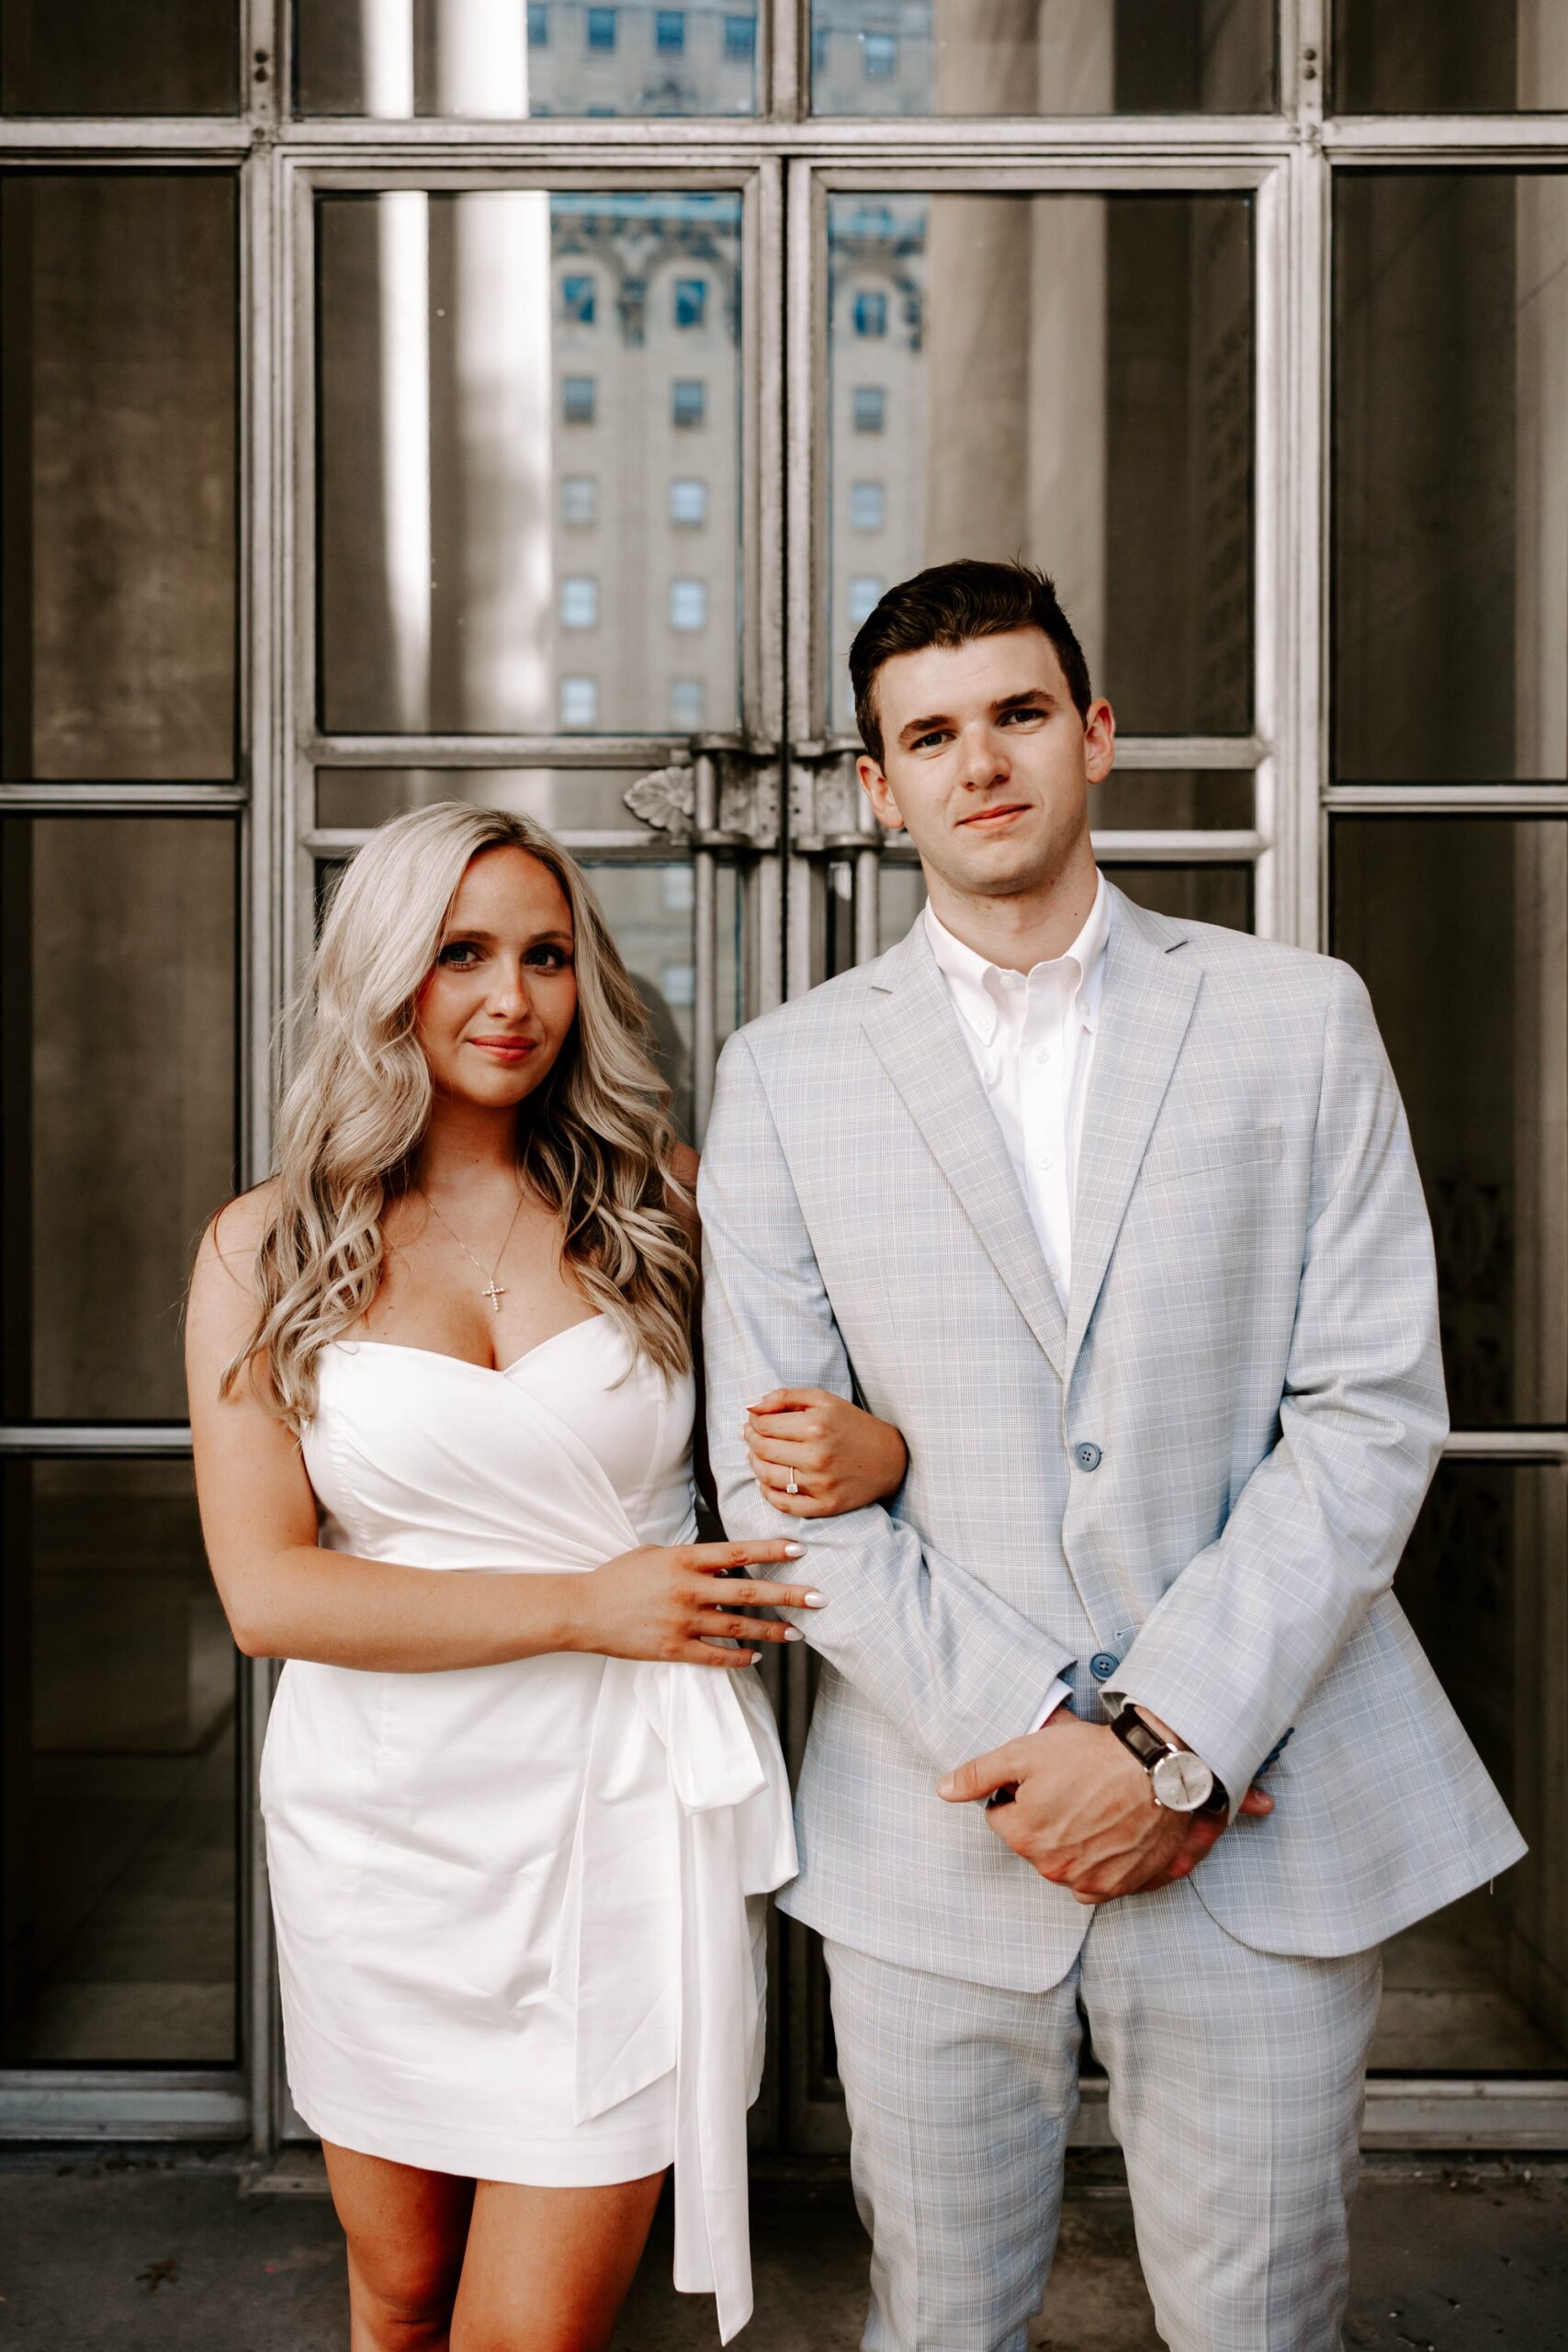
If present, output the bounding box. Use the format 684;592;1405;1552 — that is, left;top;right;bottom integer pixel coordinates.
863;925;1068;1380
1066;885;1201;1379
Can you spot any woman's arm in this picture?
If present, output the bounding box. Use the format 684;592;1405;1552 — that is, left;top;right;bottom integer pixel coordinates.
186;1195;816;1672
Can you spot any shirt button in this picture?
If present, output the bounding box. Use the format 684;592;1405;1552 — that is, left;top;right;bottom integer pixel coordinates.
1032;1046;1052;1064
1074;1441;1102;1472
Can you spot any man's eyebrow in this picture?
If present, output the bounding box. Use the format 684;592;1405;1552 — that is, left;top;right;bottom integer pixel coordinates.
897;709;954;746
896;686;1058;746
992;688;1058;714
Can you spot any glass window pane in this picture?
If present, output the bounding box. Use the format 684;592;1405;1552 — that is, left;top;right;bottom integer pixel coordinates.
1370;1460;1567;2072
811;1;1274;118
1;0;238;114
876;856;1251;956
0;817;239;1421
1;1457;239;2064
1333;1;1568;113
1093;771;1254;830
827;194;1253;738
1335;174;1568;783
0;175;238;781
1331;817;1568;1430
319;190;741;737
316;767;679;831
296;0;759;119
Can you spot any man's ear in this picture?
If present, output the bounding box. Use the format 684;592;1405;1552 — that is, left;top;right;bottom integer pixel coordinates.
858;754;905;833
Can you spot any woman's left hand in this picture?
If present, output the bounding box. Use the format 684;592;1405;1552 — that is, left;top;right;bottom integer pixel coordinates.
743;1387;908;1518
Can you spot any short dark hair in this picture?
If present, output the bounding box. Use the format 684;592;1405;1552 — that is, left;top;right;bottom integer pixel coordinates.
849;559;1093;765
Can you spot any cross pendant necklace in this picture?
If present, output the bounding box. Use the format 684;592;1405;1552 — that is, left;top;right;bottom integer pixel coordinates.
424;1185;525;1312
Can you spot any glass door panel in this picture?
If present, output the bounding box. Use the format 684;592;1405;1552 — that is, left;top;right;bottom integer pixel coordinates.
824;190;1254;737
1;1458;239;2065
810;2;1276;117
296;1;761;120
0;1;239;115
0;175;239;782
1334;172;1568;783
1332;2;1568;113
317;188;744;738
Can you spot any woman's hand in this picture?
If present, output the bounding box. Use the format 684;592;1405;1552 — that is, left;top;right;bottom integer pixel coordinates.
570;1537;826;1668
743;1388;909;1518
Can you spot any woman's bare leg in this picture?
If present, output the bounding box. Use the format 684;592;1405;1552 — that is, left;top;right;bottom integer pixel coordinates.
449;2172;667;2352
322;2141;476;2352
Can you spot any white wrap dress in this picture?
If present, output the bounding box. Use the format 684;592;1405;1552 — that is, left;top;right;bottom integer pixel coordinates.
260;1318;797;2342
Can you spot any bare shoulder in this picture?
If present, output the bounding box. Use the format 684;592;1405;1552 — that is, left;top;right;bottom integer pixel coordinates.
189;1180;279;1346
666;1141;701;1244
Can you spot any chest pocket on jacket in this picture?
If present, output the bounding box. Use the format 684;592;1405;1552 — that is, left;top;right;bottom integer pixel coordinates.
1136;1121;1284;1191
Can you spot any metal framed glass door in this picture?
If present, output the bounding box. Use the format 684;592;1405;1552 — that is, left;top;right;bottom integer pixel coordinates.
1;0;1564;2158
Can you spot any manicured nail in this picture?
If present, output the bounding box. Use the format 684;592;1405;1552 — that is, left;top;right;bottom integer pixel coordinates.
803;1589;827;1608
784;1626;804;1643
936;1773;956;1798
747;1651;761;1666
784;1544;805;1557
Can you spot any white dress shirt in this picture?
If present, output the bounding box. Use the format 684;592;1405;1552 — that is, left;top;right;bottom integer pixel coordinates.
925;877;1111;1734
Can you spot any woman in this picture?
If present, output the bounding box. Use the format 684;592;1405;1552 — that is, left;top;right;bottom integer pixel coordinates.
186;806;908;2351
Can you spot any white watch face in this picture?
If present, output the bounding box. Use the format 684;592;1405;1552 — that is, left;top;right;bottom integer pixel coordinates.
1150;1748;1213;1814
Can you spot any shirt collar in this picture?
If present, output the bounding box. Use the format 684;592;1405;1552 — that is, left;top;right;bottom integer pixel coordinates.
924;872;1111;1047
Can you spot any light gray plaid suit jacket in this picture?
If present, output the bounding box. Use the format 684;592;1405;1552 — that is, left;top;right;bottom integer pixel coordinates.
699;885;1526;1990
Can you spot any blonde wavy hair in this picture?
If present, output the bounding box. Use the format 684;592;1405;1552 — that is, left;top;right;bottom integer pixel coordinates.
223;804;696;1427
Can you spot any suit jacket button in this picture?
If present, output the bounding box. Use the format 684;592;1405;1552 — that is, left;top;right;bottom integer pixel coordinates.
1089;1651;1120;1681
1074;1441;1103;1472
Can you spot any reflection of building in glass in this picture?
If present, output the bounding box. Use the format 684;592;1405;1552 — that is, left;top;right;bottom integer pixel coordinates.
319;187;742;739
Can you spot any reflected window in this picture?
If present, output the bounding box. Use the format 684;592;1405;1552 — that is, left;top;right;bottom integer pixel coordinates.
561;274;596;325
724;13;755;61
560;474;598;526
850;481;885;531
670;477;707;526
670;579;707;630
563;373;597;424
529;3;548;44
560;675;599;727
671;677;705;729
853;288;888;336
812;0;1274;117
674;277;707;329
671;377;706;427
848;574;883;625
656;9;685;54
318;188;742;736
587;7;616;51
828;192;1254;735
560;576;598;629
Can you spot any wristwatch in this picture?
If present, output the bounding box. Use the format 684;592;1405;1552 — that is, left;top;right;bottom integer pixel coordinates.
1106;1701;1221;1815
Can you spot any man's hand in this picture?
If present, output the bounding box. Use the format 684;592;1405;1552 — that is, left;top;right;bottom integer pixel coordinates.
937;1713;1274;1905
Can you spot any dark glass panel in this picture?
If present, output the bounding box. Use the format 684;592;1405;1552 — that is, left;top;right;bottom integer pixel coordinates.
827;194;1252;738
0;818;240;1422
1333;0;1568;114
0;175;238;780
296;0;758;120
1371;1461;1567;2072
810;0;1274;118
0;0;238;115
1334;173;1568;782
1331;818;1568;1430
1093;771;1254;831
0;1458;239;2064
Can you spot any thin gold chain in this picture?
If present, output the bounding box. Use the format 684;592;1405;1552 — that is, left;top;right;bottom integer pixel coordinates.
422;1185;525;1308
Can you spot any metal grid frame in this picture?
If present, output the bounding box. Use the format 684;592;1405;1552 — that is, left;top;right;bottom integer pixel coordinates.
1;0;1564;2152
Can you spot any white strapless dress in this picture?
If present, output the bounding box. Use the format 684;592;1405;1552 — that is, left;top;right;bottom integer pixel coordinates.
260;1318;796;2342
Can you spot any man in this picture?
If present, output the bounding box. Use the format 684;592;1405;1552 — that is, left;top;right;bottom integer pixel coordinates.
698;560;1523;2352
